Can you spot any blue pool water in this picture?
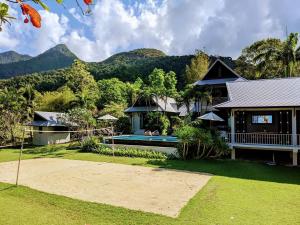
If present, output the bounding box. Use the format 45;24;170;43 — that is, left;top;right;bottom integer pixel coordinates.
112;135;178;143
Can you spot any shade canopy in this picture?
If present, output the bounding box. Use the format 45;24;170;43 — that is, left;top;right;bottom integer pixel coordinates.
98;114;118;121
198;112;224;122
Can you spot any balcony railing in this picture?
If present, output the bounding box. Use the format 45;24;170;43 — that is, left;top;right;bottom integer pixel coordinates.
226;133;293;146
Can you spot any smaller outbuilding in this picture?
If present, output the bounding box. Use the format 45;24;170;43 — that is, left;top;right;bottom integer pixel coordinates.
29;111;70;146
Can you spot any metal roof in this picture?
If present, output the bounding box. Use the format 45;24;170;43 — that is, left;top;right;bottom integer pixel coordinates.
215;77;300;108
124;97;179;113
29;111;66;127
193;77;245;86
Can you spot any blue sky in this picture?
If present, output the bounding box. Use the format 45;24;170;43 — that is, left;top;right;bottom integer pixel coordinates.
1;0;300;62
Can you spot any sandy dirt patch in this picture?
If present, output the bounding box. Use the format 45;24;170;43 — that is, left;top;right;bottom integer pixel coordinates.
0;158;211;217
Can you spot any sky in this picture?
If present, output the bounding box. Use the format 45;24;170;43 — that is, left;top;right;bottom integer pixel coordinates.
1;0;300;62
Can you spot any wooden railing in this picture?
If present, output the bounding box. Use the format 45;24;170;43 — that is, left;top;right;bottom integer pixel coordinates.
226;133;293;146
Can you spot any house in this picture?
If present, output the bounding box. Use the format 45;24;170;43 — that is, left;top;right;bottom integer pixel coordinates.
215;78;300;166
193;58;246;115
124;58;244;133
29;111;70;146
124;96;180;134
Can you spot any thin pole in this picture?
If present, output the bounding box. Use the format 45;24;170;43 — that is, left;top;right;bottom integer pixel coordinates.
16;129;25;186
111;123;115;157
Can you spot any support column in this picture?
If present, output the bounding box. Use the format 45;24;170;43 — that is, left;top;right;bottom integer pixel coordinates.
230;109;236;160
293;149;298;166
292;108;297;146
231;148;236;160
230;109;235;145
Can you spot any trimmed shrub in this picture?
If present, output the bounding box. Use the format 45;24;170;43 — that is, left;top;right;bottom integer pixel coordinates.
80;136;100;152
94;145;168;159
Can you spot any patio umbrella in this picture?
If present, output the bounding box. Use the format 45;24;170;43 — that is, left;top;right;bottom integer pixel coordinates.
198;112;224;128
98;114;118;155
198;112;224;122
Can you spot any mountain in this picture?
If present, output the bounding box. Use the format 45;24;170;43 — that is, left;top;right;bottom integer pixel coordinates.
88;49;194;89
0;51;32;64
0;44;77;78
0;46;235;91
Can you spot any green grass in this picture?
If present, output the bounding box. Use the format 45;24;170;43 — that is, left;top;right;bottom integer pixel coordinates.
0;145;300;225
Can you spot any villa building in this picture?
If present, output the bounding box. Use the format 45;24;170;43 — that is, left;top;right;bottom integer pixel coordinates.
124;96;180;134
215;78;300;166
124;58;299;165
29;111;70;146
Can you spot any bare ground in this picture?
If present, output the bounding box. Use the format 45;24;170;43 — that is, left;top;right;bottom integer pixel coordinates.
0;158;211;217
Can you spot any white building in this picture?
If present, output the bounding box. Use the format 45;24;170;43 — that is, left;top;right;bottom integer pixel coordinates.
29;111;70;146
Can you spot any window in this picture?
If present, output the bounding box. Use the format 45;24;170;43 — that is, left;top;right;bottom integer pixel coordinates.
252;115;273;124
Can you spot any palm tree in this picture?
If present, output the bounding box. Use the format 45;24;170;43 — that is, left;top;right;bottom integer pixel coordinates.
177;84;194;115
253;33;300;77
280;32;300;77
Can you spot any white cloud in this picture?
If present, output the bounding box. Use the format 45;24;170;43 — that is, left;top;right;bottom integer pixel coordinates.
2;0;300;61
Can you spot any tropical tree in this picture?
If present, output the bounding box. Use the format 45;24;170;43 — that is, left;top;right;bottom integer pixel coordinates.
185;50;209;84
126;78;143;106
148;68;166;103
0;0;93;31
0;87;26;144
177;84;194;115
35;86;77;112
280;32;300;77
175;125;198;160
97;78;128;108
19;84;38;120
0;2;15;31
237;33;300;78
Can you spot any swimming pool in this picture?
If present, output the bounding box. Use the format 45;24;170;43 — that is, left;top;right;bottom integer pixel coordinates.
107;135;178;147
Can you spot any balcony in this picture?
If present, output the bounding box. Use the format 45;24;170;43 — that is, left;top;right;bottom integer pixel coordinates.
226;133;296;146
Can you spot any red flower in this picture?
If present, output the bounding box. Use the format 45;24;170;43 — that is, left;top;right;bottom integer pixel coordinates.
83;0;93;5
20;3;41;28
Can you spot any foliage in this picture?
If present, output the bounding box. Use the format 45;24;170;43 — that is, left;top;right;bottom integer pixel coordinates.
126;77;143;105
144;112;170;135
97;78;128;108
91;145;168;159
35;86;76;112
0;87;27;144
1;0;93;31
100;102;127;119
175;125;198;160
236;33;300;78
80;136;100;152
175;126;229;160
0;3;15;32
115;116;131;134
63;107;96;130
185;50;209;84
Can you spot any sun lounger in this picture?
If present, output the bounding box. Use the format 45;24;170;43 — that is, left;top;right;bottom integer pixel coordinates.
152;130;160;136
144;130;152;136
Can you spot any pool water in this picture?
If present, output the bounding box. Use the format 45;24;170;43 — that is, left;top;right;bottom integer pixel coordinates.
112;135;178;143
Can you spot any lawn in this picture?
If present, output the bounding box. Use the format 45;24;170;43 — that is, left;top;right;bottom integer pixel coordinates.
0;145;300;225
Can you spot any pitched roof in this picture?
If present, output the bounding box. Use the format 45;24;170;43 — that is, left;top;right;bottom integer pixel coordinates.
215;77;300;108
29;111;66;127
124;96;179;113
193;59;245;86
193;77;245;86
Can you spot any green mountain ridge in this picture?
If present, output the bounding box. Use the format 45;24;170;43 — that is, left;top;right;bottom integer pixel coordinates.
0;45;234;91
0;44;77;78
0;51;32;64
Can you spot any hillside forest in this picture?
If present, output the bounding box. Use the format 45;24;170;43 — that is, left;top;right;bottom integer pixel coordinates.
1;32;300;146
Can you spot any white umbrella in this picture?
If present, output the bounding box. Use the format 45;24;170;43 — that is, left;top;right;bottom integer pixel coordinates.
98;114;118;121
98;114;118;155
198;112;224;122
